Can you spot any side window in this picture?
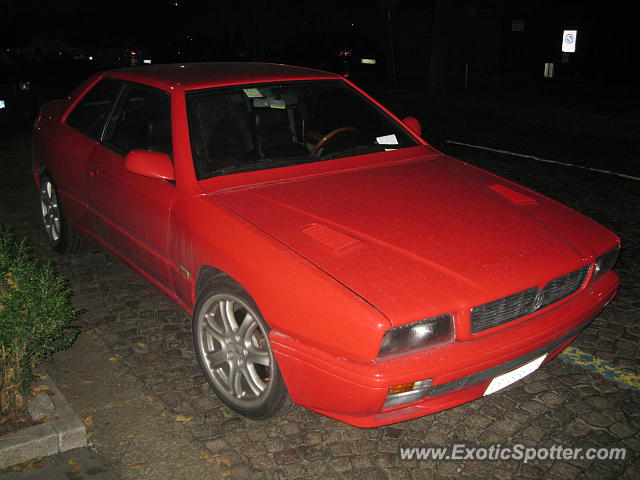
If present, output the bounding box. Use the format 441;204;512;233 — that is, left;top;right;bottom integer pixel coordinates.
65;78;121;140
106;87;172;156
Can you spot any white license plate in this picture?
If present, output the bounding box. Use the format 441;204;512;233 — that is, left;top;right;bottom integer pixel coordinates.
484;354;547;396
360;58;376;65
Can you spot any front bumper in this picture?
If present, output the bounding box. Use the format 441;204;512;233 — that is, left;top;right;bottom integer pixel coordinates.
271;270;619;427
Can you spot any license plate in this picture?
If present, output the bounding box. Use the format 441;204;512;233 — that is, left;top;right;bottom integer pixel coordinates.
484;354;547;396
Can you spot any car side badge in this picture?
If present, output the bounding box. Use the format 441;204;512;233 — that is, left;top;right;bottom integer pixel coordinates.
179;265;191;279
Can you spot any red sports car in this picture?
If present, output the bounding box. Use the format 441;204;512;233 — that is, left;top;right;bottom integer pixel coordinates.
32;63;620;427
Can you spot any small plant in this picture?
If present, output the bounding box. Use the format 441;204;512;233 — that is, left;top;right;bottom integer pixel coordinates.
0;227;80;419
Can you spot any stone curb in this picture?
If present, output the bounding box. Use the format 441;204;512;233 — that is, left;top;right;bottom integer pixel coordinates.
0;367;86;469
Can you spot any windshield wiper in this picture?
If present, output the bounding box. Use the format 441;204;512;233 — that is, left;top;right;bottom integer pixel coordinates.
209;157;308;176
319;144;387;160
207;146;386;177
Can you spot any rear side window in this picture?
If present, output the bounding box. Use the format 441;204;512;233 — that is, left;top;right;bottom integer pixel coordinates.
106;87;172;156
66;78;121;140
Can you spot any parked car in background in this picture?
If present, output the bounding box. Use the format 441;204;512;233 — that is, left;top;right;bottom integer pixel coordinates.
32;63;619;427
94;38;153;67
284;34;384;87
9;35;99;109
0;49;37;127
29;32;95;65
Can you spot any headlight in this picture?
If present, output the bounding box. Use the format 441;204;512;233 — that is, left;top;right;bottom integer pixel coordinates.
593;246;620;281
378;313;454;359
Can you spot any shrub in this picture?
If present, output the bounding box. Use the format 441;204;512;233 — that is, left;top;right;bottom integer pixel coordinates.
0;227;80;418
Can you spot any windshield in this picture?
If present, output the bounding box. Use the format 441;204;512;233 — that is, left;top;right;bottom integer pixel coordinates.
186;80;418;179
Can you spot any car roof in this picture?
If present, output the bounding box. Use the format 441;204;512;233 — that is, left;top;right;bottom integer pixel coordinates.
104;62;342;91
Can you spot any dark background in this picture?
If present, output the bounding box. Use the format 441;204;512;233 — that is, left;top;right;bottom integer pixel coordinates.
1;0;638;93
0;4;638;477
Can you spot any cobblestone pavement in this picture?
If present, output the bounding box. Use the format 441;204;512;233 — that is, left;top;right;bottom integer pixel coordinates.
1;136;638;479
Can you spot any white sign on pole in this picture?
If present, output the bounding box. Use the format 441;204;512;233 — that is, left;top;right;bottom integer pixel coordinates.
562;30;577;53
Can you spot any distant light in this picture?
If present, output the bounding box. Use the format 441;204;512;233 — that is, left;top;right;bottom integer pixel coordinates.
511;19;524;32
130;51;137;56
543;62;554;78
562;30;577;53
88;56;93;61
0;100;5;109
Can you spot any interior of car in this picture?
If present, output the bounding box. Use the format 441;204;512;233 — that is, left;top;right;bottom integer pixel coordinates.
187;80;415;179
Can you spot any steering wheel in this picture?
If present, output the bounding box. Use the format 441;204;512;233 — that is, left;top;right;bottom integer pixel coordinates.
309;126;358;156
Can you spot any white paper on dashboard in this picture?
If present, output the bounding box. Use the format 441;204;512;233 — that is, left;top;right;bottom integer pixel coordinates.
376;134;399;145
243;88;263;98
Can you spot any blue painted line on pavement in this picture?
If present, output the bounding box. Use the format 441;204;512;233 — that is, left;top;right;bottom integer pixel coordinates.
559;346;640;391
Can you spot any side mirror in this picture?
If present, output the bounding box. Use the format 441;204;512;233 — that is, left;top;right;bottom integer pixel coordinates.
402;116;422;137
125;150;175;181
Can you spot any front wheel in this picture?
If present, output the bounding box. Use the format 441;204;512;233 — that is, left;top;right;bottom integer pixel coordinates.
39;175;84;254
193;280;291;419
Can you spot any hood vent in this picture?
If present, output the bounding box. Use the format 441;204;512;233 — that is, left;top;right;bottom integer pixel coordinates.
302;224;360;252
489;184;538;205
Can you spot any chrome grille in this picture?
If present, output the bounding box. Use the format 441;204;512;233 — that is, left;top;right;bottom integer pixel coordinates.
471;265;590;334
539;266;590;308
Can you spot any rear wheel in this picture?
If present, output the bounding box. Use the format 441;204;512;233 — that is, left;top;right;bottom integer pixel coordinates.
39;175;84;254
193;280;291;419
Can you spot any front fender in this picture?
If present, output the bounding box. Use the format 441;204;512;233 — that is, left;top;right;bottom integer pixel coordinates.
169;193;390;363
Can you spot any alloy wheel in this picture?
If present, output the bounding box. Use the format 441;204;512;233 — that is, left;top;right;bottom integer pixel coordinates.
196;293;274;408
40;178;61;245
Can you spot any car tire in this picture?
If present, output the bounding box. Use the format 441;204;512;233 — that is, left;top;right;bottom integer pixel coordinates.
39;175;84;254
193;279;292;419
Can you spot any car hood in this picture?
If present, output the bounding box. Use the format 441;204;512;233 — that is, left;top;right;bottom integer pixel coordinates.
213;155;615;326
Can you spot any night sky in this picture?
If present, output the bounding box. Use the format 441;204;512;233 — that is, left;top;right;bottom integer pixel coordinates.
1;0;637;92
